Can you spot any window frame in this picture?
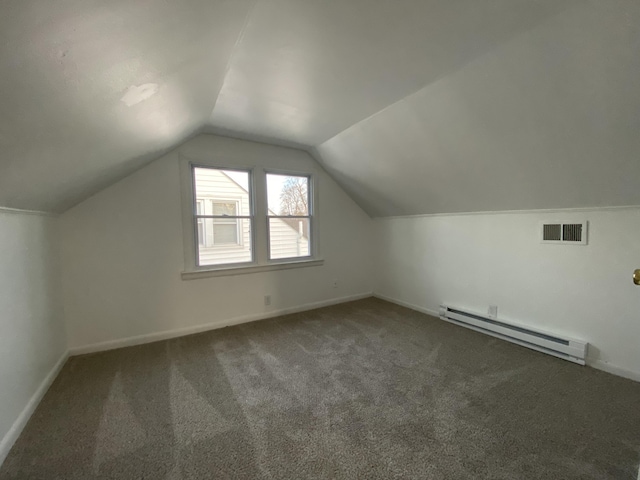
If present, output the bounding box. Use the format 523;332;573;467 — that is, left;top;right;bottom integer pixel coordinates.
265;171;313;262
191;164;256;269
180;156;322;280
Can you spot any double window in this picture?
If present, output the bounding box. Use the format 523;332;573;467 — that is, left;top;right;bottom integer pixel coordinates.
190;165;315;270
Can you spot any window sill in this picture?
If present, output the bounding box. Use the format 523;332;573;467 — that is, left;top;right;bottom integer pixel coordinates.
181;258;324;280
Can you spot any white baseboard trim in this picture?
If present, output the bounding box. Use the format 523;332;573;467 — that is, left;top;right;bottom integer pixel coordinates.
0;351;69;467
587;359;640;383
374;292;640;383
69;292;373;356
373;293;440;318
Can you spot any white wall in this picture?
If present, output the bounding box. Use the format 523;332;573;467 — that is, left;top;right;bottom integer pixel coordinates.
0;210;67;462
58;135;375;350
374;208;640;380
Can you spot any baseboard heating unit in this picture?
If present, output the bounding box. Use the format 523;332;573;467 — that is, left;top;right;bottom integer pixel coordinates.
439;305;588;365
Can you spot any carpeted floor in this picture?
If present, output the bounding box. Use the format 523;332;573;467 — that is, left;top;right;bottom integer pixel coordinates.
1;298;639;479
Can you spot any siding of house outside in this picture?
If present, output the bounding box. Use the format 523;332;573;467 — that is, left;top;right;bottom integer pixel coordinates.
195;169;309;265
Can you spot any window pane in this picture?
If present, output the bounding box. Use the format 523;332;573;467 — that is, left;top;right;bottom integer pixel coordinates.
198;218;252;266
194;166;252;266
266;174;309;216
269;217;310;260
194;167;250;210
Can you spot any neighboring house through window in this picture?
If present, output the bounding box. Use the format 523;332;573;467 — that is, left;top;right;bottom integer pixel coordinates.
211;201;240;245
193;167;252;266
196;198;242;248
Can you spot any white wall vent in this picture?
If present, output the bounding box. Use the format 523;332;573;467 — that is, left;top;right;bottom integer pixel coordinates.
540;221;587;245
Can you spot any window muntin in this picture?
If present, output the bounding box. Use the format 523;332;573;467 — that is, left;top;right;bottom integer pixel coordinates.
266;173;312;260
193;167;253;267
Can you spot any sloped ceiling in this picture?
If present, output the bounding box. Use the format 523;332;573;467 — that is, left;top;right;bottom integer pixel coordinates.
0;0;255;212
316;0;640;216
1;0;639;215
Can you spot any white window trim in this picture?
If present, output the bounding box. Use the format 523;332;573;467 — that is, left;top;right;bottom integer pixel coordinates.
181;259;324;280
179;156;322;280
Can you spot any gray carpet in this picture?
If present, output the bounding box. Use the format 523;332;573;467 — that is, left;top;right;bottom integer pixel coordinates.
1;298;639;479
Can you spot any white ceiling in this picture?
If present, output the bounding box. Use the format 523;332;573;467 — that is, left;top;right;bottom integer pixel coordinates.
317;0;640;216
1;0;639;215
209;0;572;146
0;0;254;212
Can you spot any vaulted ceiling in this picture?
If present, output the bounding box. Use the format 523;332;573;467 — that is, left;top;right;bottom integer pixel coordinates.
1;0;639;215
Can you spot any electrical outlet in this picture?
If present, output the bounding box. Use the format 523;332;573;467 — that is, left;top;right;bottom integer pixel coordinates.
264;295;271;306
332;279;338;288
488;305;498;318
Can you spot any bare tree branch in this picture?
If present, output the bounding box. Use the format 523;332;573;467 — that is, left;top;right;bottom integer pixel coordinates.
279;177;308;215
